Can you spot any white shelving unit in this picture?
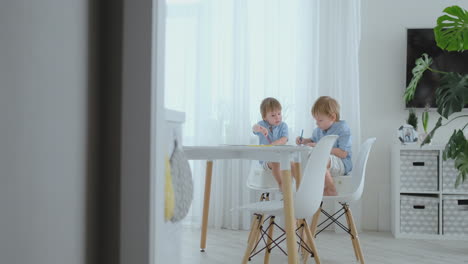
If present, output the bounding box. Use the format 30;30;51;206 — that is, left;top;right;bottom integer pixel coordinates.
155;109;186;263
391;144;468;240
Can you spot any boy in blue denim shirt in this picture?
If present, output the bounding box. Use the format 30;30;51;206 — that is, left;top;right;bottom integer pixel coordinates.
252;97;290;191
296;96;352;196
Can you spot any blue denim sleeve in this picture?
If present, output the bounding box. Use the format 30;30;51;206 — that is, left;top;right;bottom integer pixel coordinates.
280;122;289;139
337;126;352;153
311;128;318;142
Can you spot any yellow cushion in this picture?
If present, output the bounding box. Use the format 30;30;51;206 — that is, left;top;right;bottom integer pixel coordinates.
164;155;175;221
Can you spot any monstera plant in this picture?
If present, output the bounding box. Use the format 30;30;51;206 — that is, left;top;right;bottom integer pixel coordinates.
404;5;468;187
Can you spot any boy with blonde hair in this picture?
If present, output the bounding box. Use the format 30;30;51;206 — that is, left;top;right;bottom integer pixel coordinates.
296;96;352;196
252;97;290;191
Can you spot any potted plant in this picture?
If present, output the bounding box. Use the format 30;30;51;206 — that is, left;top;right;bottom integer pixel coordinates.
406;108;418;131
404;5;468;187
418;106;431;143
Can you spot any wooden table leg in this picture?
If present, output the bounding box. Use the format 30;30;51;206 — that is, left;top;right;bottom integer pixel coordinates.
292;162;302;190
200;161;213;252
281;167;298;264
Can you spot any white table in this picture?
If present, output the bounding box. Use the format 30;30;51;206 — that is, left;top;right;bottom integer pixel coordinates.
183;145;313;264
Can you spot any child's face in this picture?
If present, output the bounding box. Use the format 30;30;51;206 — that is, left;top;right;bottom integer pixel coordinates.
264;109;282;126
314;113;336;131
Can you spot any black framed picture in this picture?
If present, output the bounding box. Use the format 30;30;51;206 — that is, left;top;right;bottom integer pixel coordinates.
398;124;418;144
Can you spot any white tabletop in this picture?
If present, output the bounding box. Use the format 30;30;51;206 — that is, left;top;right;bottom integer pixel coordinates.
183;145;313;166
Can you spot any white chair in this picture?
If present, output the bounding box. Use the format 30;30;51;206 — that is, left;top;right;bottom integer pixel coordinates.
246;162;298;202
310;137;376;264
243;157;297;260
240;135;338;264
246;162;280;202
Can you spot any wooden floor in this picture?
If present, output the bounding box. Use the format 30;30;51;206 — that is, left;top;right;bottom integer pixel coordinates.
181;226;467;264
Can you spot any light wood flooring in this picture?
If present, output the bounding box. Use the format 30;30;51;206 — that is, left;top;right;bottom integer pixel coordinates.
181;226;467;264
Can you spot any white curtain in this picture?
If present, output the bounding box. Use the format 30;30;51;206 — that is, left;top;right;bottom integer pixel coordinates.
164;0;361;230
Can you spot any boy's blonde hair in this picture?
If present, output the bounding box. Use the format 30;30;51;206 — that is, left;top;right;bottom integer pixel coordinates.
311;96;341;121
260;97;282;119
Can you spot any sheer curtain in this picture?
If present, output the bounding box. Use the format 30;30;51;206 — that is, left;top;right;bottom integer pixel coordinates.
164;0;361;230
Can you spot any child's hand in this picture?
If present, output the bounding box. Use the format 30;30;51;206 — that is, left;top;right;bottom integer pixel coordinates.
260;126;269;137
295;136;303;145
253;124;268;137
306;142;316;147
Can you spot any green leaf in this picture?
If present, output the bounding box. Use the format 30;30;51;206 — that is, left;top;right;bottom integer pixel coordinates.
441;128;468;188
422;111;429;132
454;145;468;187
435;73;468;118
404;54;433;103
434;5;468;51
443;129;467;160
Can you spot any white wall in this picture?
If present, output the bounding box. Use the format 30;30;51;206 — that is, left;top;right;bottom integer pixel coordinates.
120;0;168;263
360;0;468;231
0;1;95;263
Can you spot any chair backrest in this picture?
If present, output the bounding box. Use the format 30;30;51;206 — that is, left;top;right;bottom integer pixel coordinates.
349;137;376;201
246;162;279;191
295;135;338;219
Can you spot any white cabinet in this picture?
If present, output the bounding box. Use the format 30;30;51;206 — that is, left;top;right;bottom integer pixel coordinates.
155;109;186;263
391;144;468;240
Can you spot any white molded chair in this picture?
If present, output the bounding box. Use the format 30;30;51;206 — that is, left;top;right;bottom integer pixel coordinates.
246;162;298;202
239;135;338;264
310;137;376;264
246;163;280;192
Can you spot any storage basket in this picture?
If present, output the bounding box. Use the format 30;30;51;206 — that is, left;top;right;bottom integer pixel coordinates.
400;195;439;235
442;195;468;236
400;150;438;191
442;159;468;192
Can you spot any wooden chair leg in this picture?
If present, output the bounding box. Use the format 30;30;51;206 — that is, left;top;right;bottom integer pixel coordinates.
298;219;309;264
343;205;360;260
304;205;322;264
344;204;365;264
242;214;264;264
264;216;275;264
247;216;258;244
252;213;265;251
303;219;321;264
247;193;267;243
310;205;322;237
